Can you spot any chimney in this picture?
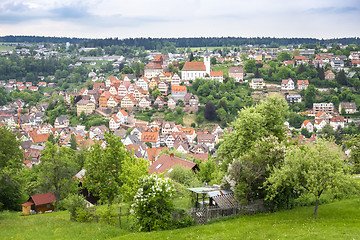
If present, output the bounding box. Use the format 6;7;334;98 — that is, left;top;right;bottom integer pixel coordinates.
170;153;174;159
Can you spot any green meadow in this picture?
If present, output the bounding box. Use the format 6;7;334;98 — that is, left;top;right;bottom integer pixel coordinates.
1;199;360;240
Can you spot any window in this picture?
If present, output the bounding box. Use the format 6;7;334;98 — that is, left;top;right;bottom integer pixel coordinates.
47;204;50;208
155;164;162;170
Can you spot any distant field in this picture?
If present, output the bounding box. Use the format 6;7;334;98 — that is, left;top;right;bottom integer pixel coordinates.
0;43;15;51
1;199;360;239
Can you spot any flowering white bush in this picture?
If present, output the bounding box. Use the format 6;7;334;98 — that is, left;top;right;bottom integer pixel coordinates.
130;174;175;231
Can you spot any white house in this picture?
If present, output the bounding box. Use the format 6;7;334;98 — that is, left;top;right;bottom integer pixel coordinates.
116;110;129;124
281;78;295;91
181;57;210;81
301;120;313;132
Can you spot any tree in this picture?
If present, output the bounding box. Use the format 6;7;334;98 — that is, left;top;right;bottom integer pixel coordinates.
151;88;161;99
224;136;286;202
265;139;352;216
277;52;292;62
0;126;24;210
189;53;194;62
210;57;217;65
219;96;288;166
304;84;316;108
37;142;77;207
204;102;216;121
293;49;300;56
70;133;77;150
254;68;261;78
301;127;311;138
336;69;347;85
244;60;256;73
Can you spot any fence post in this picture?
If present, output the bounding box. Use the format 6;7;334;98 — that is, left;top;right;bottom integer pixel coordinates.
119;206;121;228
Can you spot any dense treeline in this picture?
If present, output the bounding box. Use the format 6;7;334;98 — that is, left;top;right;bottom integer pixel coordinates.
80;37;360;49
2;36;360;48
0;36;87;44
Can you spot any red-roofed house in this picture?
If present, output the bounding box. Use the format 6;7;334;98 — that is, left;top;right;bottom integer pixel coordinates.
149;154;198;174
145;62;163;78
171;85;187;101
181;57;210;81
281;78;295;91
21;192;56;215
297;80;309;90
301;120;313;132
330;115;345;130
145;147;168;163
141;132;160;148
294;55;310;64
210;71;224;83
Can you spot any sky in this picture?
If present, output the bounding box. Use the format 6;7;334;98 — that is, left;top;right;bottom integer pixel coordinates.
0;0;359;39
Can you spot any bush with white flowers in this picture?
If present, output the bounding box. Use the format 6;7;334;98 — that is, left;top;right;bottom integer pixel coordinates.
130;174;175;231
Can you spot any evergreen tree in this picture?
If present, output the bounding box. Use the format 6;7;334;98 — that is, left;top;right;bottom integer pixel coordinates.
336;69;347;85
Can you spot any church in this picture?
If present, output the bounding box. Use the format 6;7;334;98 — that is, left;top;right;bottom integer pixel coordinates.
181;56;211;81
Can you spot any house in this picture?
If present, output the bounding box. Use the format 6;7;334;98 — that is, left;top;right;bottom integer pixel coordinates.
325;70;335;80
116;110;129;124
174;141;189;153
330;115;345;130
314;119;327;131
76;99;95;116
161;121;176;135
144;62;163;78
120;95;135;109
293;56;310;65
301;120;313;132
89;125;109;140
136;77;149;91
141;131;160;148
171;73;181;86
149;154;198;174
197;133;216;151
313;103;334;114
283;60;295;66
109;114;121;131
164;133;176;148
281;78;295;91
297;80;309;90
93;82;105;90
154;96;165;109
228;67;244;82
149;77;159;90
171;85;187;101
99;91;111;107
210;71;224;83
158;81;168;94
167;98;176;110
180;127;197;142
250;78;265;89
351;59;360;68
286;94;302;103
145;147;168;163
22;192;56;215
122;135;141;146
139;97;152;110
315;111;332;124
191;144;209;154
159;72;172;82
54;116;69;128
181;57;210;81
331;58;344;71
339;102;357;114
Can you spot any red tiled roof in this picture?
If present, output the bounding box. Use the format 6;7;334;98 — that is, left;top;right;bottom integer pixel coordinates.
297;80;309;85
210;71;223;77
149;154;197;174
22;201;34;207
141;132;159;142
146;147;168;162
182;62;206;71
172;86;187;92
30;192;56;205
294;56;309;60
145;62;163;70
29;132;50;143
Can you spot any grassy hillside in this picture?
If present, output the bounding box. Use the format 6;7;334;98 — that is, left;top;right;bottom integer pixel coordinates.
1;199;360;240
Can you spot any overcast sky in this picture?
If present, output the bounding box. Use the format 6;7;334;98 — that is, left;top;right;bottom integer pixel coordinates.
0;0;359;39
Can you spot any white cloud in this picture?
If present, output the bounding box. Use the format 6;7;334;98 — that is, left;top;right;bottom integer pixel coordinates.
0;0;359;38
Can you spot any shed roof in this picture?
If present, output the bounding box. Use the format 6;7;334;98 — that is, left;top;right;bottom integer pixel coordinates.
30;192;56;206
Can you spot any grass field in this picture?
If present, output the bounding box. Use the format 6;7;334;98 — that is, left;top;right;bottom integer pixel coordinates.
1;199;359;239
0;43;15;51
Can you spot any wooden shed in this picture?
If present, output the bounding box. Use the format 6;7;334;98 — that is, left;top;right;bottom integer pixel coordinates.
21;193;56;215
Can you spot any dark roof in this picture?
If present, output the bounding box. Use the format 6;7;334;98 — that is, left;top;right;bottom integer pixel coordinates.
30;193;56;205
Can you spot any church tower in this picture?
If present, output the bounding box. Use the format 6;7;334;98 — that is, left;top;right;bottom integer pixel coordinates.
204;56;211;75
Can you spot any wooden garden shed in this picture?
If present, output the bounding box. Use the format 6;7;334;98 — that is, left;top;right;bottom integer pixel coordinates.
21;192;56;215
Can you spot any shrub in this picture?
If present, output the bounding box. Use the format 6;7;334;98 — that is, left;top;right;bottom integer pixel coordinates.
75;208;93;222
130;175;175;231
97;205;117;225
171;209;194;229
63;194;87;221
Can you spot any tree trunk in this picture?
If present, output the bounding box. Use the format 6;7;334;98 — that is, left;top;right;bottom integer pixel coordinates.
313;198;319;216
